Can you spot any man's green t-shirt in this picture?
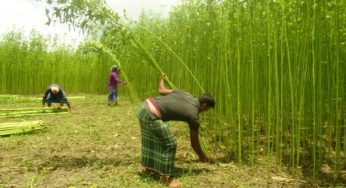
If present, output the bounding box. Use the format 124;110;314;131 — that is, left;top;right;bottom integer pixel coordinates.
151;90;200;131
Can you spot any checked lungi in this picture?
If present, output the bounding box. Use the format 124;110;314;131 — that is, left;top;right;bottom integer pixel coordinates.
137;103;177;175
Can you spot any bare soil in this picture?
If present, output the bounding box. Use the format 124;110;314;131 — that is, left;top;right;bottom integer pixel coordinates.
0;95;343;187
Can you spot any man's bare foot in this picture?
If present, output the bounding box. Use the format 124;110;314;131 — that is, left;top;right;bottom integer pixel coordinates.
160;175;182;188
169;179;182;188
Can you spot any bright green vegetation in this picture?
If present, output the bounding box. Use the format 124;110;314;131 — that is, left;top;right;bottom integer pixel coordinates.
0;0;345;182
0;30;116;94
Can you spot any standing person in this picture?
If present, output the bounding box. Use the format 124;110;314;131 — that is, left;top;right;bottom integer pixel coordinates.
42;83;71;111
108;65;126;106
137;74;215;188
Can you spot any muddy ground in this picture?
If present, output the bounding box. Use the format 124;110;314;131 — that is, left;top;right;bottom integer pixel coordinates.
0;95;343;187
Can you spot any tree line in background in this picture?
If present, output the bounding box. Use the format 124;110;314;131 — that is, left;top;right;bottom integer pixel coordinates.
0;0;345;182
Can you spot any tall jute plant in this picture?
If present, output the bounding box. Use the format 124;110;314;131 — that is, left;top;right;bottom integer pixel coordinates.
80;41;139;103
44;0;177;87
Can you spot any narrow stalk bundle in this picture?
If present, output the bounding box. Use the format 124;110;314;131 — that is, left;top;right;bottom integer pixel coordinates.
30;96;86;101
0;120;45;136
0;95;36;104
0;107;68;119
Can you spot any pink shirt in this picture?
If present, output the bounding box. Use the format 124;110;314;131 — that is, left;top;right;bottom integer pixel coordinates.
108;72;124;89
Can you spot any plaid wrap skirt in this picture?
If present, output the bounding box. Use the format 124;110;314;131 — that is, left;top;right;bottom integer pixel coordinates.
137;104;177;175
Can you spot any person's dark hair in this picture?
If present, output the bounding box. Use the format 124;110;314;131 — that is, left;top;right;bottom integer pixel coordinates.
198;93;215;108
111;65;118;72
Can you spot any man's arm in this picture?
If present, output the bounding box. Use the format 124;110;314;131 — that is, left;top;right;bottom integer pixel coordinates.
60;90;71;111
190;129;210;162
66;102;71;111
158;74;172;95
115;75;126;84
42;89;49;105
